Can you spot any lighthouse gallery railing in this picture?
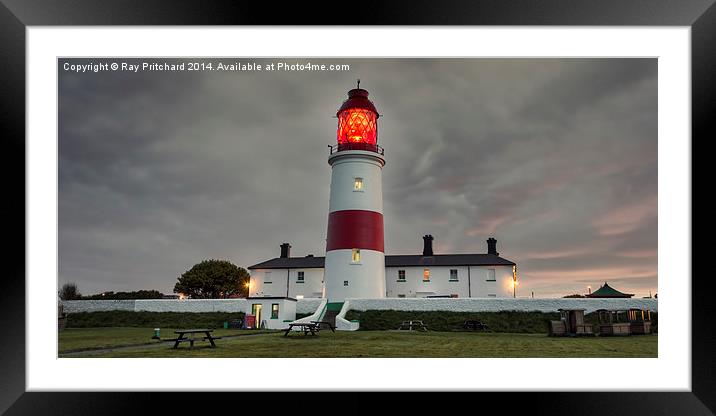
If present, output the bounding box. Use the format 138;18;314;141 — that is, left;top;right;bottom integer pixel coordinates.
328;143;384;155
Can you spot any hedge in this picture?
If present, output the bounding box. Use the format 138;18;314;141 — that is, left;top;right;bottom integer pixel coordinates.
343;310;658;333
65;311;245;328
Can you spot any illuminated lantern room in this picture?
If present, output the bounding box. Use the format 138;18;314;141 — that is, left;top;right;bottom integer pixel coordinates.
335;81;381;153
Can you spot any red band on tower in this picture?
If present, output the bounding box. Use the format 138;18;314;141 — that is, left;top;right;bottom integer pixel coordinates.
326;210;384;252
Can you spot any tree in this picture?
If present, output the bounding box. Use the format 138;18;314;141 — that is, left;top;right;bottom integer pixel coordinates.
59;282;82;300
174;260;250;299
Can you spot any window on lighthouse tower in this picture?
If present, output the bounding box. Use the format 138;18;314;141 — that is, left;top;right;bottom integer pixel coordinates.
354;177;363;191
351;249;361;263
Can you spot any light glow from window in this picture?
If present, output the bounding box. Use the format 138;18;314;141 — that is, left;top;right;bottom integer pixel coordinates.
352;249;361;262
354;177;363;190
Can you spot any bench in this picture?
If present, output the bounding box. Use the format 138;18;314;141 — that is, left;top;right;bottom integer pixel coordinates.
398;320;428;331
310;321;336;332
172;329;220;349
463;320;489;331
284;322;321;336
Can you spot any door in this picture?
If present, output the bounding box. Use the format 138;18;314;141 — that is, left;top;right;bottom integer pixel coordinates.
251;304;262;328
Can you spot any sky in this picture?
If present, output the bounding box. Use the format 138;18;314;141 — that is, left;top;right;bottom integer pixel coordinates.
58;58;657;298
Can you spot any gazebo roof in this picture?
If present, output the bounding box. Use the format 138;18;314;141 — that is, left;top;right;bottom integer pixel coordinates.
586;282;634;298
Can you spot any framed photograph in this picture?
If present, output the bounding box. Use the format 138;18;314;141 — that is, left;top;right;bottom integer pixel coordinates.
2;0;711;413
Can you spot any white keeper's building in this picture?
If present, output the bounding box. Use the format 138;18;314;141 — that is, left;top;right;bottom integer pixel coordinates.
248;236;517;300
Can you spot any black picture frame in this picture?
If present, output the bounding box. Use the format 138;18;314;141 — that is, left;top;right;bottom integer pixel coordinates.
1;0;711;414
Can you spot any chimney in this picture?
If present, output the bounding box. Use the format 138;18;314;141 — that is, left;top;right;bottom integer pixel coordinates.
422;235;434;256
486;238;498;256
280;243;291;258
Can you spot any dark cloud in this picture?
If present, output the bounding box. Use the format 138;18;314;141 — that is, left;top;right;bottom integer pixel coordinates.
59;58;657;298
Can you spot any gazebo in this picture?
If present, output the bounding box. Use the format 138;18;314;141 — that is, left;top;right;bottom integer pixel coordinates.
586;282;634;298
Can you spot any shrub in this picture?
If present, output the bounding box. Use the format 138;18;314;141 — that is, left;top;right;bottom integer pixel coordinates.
344;310;658;333
65;311;245;328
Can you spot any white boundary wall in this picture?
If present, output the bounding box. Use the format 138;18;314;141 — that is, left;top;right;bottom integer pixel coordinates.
61;300;136;313
61;299;248;313
346;298;658;313
134;299;247;312
61;297;657;314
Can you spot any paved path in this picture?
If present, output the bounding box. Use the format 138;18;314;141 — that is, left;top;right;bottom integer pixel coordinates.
59;331;276;357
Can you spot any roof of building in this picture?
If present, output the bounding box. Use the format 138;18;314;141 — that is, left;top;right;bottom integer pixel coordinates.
248;253;515;270
586;282;634;298
385;254;515;267
246;296;297;302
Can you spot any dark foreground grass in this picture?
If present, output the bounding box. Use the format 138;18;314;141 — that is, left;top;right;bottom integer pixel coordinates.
63;328;658;358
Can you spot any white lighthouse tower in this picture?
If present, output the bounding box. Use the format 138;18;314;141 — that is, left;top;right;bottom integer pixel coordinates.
324;82;386;303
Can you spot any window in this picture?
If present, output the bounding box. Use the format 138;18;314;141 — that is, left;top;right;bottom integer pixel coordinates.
354;177;364;191
398;294;406;298
488;294;497;298
450;269;458;281
423;268;430;282
271;303;279;319
351;249;361;263
486;269;496;281
297;271;304;283
344;280;349;286
264;271;272;284
398;270;406;281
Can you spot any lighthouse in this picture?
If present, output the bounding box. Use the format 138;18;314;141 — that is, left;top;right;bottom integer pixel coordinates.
324;82;386;302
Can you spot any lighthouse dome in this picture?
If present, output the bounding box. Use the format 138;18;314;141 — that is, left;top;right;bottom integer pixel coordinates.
336;88;379;117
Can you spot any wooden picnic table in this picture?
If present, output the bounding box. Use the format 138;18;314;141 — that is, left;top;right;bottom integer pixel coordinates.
463;320;489;331
284;322;322;336
397;320;428;331
172;329;221;349
310;321;336;332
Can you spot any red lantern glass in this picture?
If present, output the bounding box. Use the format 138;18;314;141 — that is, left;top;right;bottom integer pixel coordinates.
337;108;378;145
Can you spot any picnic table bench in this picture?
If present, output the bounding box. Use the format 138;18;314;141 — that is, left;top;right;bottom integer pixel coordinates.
397;320;428;331
463;320;489;331
172;329;221;349
284;322;322;336
284;320;337;336
310;321;336;332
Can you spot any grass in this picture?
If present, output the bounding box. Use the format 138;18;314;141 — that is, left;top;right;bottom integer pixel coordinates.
60;328;658;358
58;327;271;353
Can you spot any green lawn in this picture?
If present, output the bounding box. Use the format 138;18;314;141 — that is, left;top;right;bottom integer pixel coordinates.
58;327;273;353
60;328;658;358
